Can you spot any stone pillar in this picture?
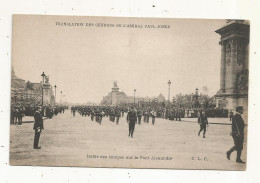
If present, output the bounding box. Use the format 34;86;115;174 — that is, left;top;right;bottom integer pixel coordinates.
230;39;237;94
220;42;226;92
244;40;249;70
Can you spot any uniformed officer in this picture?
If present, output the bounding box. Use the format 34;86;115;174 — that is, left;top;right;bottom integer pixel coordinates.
137;108;143;125
226;106;245;163
33;106;44;149
126;107;137;138
198;110;208;138
151;109;157;125
115;108;121;125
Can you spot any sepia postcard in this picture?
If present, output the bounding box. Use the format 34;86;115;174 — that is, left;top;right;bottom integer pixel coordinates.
10;15;249;170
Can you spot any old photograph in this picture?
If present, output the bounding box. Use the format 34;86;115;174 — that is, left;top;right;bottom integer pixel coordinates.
10;15;249;170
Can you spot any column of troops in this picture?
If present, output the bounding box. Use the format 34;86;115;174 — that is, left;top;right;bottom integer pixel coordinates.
10;103;68;125
70;105;230;125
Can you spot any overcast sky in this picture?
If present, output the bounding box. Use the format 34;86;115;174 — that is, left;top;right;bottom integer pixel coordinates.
12;15;225;103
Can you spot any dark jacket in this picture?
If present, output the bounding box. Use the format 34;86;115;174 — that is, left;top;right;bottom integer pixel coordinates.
33;111;44;130
127;111;137;123
232;113;244;137
198;114;208;125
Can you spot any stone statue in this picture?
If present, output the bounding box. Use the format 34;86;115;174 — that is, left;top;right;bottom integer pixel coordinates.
218;99;228;108
114;81;118;88
45;76;49;84
237;70;248;92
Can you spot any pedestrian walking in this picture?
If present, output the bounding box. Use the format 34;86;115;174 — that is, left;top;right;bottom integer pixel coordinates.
226;106;246;163
198;110;208;138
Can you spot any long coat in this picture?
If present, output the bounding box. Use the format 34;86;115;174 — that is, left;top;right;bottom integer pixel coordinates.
231;113;245;150
33;111;44;130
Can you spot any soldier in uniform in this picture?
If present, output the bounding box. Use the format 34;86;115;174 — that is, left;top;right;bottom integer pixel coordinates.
226;106;246;163
17;106;24;125
110;108;115;122
115;107;121;125
137;108;143;125
198;110;208;138
146;108;150;123
126;107;137;138
90;108;95;121
33;106;44;149
143;108;147;123
72;107;76;117
151;108;157;125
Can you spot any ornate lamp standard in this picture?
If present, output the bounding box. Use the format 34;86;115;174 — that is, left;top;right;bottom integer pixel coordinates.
134;89;136;105
168;80;171;106
54;85;57;104
41;72;46;106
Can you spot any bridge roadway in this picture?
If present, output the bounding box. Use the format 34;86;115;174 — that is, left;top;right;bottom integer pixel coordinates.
10;110;246;170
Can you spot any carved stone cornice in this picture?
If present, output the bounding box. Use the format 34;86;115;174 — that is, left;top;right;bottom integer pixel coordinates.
216;22;249;42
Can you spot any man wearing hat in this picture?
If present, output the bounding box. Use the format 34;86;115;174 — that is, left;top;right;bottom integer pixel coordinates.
33;106;44;149
126;106;137;138
198;110;208;138
226;106;246;163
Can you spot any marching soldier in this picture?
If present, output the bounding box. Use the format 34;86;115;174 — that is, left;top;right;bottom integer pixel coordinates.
198;110;208;138
146;108;150;123
115;108;121;125
143;109;147;122
226;106;246;163
137;108;143;125
126;106;137;138
151;109;157;125
17;106;24;125
90;108;95;121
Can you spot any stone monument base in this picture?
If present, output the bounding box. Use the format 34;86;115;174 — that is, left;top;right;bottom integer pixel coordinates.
215;92;248;123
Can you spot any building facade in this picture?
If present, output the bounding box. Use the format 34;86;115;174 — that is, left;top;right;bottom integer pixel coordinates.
11;67;55;105
101;82;165;106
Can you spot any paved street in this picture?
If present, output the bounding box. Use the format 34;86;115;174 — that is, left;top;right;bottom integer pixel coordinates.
10;110;246;170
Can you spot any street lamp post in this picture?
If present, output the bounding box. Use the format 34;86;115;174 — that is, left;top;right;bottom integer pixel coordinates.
168;80;171;106
41;72;46;106
134;89;136;106
195;88;199;107
54;85;57;104
195;88;199;101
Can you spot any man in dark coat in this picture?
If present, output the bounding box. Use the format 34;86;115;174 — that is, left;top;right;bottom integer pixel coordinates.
137;108;143;125
33;106;44;149
198;110;208;138
115;108;121;125
226;106;246;163
126;107;137;138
